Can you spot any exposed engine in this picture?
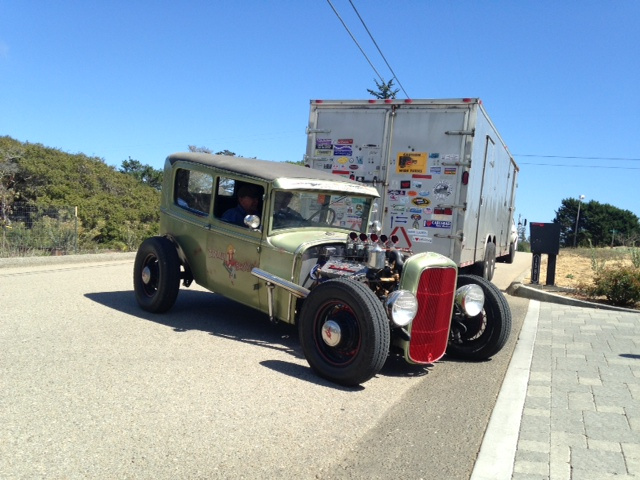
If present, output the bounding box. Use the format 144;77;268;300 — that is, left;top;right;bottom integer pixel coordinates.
309;232;410;302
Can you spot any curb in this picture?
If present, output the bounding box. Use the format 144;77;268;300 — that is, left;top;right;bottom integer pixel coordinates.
507;282;640;314
0;252;137;269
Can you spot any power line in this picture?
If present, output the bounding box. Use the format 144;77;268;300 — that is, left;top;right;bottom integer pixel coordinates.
515;154;640;162
518;162;640;170
348;0;410;99
326;0;385;84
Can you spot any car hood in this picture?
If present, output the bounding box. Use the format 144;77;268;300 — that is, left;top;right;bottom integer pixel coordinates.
267;229;348;254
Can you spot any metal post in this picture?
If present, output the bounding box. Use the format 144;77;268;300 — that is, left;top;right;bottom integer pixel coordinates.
546;254;557;286
74;206;78;254
531;253;541;284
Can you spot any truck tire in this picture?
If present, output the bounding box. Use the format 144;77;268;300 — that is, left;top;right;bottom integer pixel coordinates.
446;274;511;360
472;242;496;281
298;278;390;386
497;241;516;264
133;236;181;313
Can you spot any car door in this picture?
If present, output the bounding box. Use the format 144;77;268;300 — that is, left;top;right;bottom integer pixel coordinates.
205;176;265;310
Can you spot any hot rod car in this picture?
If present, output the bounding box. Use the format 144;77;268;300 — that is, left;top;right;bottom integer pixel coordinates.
133;153;511;386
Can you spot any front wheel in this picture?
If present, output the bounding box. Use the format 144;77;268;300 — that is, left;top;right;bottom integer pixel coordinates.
298;278;390;386
446;274;512;360
133;237;181;313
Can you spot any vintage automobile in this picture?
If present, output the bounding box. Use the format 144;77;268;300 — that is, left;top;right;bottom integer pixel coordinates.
133;153;512;386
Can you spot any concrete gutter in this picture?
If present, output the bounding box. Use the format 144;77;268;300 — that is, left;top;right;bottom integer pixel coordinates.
507;281;640;314
0;252;137;269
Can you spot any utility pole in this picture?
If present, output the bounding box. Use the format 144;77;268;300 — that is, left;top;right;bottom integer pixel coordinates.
573;195;585;248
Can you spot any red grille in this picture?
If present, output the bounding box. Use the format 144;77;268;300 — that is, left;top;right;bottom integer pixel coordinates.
408;267;457;363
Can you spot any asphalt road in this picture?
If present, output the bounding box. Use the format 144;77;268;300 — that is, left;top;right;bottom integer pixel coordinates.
0;253;531;479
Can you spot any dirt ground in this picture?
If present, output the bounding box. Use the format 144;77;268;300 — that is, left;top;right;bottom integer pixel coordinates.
522;249;639;310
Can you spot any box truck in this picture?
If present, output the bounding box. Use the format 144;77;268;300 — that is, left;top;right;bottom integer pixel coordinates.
304;98;519;280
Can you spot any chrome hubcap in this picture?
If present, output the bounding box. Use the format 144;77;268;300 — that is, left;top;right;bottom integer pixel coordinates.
141;265;151;285
321;320;341;347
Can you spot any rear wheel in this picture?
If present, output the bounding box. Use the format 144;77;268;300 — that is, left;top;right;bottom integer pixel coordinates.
473;242;496;280
133;237;180;313
299;279;390;386
497;241;516;264
447;274;511;360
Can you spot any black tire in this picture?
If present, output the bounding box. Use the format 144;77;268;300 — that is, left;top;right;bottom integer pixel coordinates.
446;274;512;361
133;237;181;313
497;241;516;264
506;241;516;264
473;242;496;280
298;278;390;386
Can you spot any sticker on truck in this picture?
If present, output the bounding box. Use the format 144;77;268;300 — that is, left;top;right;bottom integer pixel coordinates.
396;152;427;174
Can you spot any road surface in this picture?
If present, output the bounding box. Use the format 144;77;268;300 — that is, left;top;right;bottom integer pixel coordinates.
0;253;531;479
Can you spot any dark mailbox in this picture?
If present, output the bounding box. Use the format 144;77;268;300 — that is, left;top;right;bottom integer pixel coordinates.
529;222;561;285
529;222;561;255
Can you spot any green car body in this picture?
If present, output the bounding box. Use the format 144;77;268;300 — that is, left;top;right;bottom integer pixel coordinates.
134;152;511;386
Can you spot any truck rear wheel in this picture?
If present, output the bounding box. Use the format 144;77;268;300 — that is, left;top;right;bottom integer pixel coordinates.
133;237;181;313
298;278;390;386
446;274;511;360
473;242;496;280
498;241;516;264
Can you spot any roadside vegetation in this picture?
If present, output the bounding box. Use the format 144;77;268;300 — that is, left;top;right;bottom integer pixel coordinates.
577;246;640;308
0;137;301;257
536;247;640;310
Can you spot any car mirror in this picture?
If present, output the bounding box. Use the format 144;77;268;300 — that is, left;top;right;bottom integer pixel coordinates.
244;215;261;230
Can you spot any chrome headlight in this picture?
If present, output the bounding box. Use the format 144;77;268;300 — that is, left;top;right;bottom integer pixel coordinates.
455;284;484;317
386;290;418;327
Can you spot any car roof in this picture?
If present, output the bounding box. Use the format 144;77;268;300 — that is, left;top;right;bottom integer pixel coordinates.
167;152;379;196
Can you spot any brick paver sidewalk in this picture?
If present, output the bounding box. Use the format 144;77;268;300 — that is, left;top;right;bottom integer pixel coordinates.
514;302;640;479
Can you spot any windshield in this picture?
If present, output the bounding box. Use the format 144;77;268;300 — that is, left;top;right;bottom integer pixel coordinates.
271;190;374;233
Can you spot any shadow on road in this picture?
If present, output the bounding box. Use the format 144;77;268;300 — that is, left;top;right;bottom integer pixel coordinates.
85;289;302;359
86;288;433;385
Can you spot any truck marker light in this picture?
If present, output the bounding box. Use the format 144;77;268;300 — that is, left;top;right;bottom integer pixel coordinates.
404;99;413;103
368;99;376;103
462;171;469;185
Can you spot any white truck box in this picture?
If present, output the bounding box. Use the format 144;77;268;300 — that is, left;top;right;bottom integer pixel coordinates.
304;98;519;278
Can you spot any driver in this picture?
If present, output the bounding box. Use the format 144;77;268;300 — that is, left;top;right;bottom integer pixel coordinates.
273;191;305;227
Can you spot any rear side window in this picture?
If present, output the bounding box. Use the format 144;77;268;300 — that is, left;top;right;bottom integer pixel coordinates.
174;169;213;216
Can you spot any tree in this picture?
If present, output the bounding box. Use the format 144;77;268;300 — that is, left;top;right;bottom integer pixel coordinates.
367;78;399;99
188;145;212;154
215;149;236;156
553;198;640;247
119;157;163;190
188;145;237;156
0;139;23;231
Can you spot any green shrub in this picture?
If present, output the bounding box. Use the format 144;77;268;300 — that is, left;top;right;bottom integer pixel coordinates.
631;248;640;269
587;265;640;308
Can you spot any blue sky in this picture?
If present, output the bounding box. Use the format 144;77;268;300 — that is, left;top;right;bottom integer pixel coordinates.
1;1;639;226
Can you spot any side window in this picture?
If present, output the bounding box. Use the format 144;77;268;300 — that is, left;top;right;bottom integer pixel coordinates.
174;169;213;216
214;177;264;228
